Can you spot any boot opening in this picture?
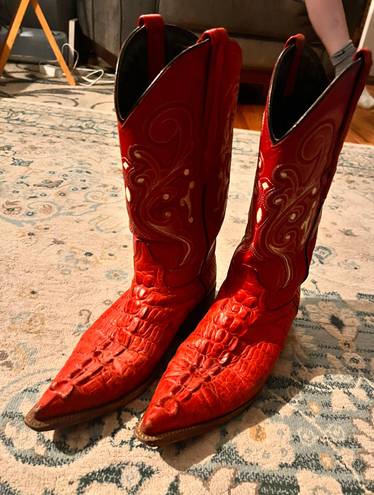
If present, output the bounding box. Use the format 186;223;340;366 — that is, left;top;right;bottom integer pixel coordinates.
269;44;330;141
115;25;198;122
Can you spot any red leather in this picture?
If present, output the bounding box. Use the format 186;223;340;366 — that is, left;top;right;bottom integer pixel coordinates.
139;39;372;437
137;15;165;81
30;17;242;421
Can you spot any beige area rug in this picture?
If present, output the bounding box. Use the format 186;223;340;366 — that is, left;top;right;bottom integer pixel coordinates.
0;63;114;113
0;91;373;495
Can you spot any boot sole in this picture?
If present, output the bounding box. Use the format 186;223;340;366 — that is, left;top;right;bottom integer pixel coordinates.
134;379;266;447
24;287;215;432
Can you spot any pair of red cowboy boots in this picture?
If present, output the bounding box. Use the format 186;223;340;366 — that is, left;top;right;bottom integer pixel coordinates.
25;15;371;446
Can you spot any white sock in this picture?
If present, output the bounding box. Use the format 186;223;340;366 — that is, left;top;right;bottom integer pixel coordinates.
358;87;374;110
330;40;356;76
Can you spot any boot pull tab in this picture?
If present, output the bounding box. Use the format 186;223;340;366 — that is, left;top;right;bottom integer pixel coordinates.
353;47;372;72
198;27;229;46
197;28;229;115
197;27;230;179
283;34;305;97
197;28;230;108
138;14;166;82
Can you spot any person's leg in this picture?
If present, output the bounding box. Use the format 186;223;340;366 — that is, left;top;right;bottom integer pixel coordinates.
304;0;373;108
304;0;350;55
304;0;355;75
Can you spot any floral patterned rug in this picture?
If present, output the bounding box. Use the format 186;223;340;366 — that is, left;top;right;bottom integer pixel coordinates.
0;96;373;495
0;63;114;113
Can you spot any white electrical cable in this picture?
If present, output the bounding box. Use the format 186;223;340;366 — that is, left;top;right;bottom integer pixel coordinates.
37;42;115;87
61;42;79;71
62;42;108;87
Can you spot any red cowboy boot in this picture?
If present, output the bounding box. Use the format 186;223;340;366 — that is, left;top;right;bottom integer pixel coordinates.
24;15;241;431
136;35;372;446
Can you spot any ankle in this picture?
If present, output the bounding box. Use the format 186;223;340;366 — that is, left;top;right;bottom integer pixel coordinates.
330;40;356;77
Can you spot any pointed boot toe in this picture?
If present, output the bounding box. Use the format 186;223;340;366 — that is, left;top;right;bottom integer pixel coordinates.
135;369;257;447
135;300;296;446
25;378;94;431
24;318;165;431
136;400;177;441
135;393;204;446
25;388;65;431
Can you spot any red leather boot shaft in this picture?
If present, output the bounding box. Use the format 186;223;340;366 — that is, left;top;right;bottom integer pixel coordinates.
117;23;241;289
234;37;372;308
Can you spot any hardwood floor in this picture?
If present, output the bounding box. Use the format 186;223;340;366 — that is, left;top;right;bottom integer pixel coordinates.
235;85;374;145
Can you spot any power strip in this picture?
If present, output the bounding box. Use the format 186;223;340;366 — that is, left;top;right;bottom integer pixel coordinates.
38;63;63;78
38;65;101;78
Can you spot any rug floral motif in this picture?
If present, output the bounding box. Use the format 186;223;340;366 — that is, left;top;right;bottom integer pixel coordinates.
0;63;114;113
0;98;373;495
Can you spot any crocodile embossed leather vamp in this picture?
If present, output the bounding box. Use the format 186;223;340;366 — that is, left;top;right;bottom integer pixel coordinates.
136;35;372;446
24;15;242;431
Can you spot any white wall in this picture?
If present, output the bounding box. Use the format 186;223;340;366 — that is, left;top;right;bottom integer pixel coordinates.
359;0;374;76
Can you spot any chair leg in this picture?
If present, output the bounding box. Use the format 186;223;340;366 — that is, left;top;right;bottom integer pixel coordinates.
31;0;76;86
0;0;31;75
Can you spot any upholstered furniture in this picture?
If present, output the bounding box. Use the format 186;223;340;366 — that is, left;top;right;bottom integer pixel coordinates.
77;0;370;84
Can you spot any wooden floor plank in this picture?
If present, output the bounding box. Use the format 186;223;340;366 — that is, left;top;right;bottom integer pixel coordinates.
349;107;374;144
